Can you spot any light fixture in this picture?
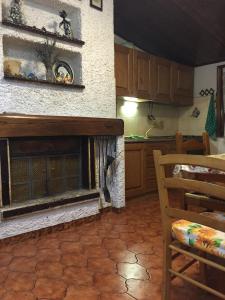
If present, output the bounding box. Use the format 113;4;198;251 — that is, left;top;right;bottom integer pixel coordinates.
123;96;139;102
121;101;138;117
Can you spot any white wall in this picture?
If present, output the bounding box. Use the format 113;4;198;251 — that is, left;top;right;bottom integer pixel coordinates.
0;0;116;118
194;62;225;153
0;0;125;239
117;99;178;137
194;61;225;97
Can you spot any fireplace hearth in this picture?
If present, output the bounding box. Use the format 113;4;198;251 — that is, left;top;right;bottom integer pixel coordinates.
0;114;123;218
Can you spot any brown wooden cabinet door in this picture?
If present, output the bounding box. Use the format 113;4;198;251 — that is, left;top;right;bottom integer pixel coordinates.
134;50;153;100
115;44;134;97
144;143;166;193
125;143;146;198
173;63;194;106
153;56;173;103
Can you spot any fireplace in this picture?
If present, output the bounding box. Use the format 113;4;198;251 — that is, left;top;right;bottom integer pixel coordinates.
0;114;123;219
10;136;88;204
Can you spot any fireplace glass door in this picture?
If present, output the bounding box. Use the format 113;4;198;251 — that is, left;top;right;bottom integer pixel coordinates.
9;137;85;205
11;154;81;204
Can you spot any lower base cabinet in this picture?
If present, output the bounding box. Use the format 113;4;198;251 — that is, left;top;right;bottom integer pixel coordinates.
125;141;176;199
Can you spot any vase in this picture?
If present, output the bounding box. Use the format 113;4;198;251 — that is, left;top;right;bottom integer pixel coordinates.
46;66;54;82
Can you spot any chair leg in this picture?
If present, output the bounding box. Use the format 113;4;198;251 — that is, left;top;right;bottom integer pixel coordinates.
162;224;172;300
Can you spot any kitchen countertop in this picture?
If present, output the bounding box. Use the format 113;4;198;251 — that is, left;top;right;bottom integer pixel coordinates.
125;136;176;143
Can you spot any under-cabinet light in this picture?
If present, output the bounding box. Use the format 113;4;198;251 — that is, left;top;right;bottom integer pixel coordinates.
123;96;139;102
121;101;138;117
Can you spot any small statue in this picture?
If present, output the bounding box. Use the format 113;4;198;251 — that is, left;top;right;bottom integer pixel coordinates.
9;0;23;25
59;10;73;38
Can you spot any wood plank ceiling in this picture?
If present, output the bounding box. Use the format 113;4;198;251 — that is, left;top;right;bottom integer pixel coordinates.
114;0;225;66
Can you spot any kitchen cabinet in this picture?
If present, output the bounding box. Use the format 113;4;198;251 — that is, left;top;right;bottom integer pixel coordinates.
125;143;146;198
133;50;154;100
115;44;194;106
153;56;173;103
172;63;194;106
115;44;134;97
125;140;176;199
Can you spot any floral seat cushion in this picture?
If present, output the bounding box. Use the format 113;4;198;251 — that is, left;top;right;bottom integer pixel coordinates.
172;219;225;258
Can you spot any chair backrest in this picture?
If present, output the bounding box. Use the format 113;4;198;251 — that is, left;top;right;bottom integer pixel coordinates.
153;150;225;233
176;132;210;155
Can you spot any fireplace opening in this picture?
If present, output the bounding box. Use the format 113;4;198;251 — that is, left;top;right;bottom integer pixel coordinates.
1;136;96;209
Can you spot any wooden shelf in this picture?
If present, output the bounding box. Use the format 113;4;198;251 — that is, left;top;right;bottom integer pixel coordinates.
0;114;124;137
2;19;85;46
4;74;85;90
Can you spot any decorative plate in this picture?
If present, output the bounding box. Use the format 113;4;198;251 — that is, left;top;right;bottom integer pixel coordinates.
53;61;74;84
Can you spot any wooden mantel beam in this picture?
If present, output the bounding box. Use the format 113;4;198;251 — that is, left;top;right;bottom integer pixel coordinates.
0;114;124;137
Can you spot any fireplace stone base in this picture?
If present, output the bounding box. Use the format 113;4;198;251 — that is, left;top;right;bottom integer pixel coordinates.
0;196;99;240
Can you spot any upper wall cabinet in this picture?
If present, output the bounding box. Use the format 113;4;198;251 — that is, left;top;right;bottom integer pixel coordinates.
133;50;154;100
115;44;134;97
115;44;194;106
153;56;173;104
172;63;194;106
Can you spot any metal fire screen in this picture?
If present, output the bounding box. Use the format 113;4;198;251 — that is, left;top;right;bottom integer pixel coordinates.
11;153;82;204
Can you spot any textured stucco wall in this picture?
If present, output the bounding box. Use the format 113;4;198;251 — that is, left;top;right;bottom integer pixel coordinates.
0;0;125;239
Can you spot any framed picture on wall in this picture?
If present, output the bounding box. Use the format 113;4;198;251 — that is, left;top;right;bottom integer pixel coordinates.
90;0;103;11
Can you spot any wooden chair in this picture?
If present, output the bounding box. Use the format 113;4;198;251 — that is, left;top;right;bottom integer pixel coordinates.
153;150;225;300
176;131;211;210
176;131;210;155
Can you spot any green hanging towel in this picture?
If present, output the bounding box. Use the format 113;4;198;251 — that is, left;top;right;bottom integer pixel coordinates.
205;95;217;140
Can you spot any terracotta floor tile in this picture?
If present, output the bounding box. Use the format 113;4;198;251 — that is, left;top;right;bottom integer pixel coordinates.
100;293;135;300
63;266;94;286
64;286;100;300
0;245;15;254
0;196;223;300
119;232;144;243
12;243;37;257
0;287;6;299
36;248;62;263
80;235;102;246
0;253;12;267
9;257;37;273
57;231;80;242
109;250;137;263
36;261;64;279
127;278;161;300
60;241;83;254
1;291;36;300
94;273;127;293
0;267;9;284
37;238;60;250
4;272;35;292
148;268;162;284
88;257;117;274
33;278;67;299
127;242;154;255
118;262;149;280
61;253;88;267
84;245;109;258
103;238;127;250
137;253;162;270
113;224;135;233
98;230;120;239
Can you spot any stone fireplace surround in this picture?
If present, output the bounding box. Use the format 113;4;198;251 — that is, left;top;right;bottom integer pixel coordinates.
0;114;124;240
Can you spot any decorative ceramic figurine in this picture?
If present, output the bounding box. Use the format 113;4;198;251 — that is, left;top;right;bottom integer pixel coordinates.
59;10;73;38
9;0;23;25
